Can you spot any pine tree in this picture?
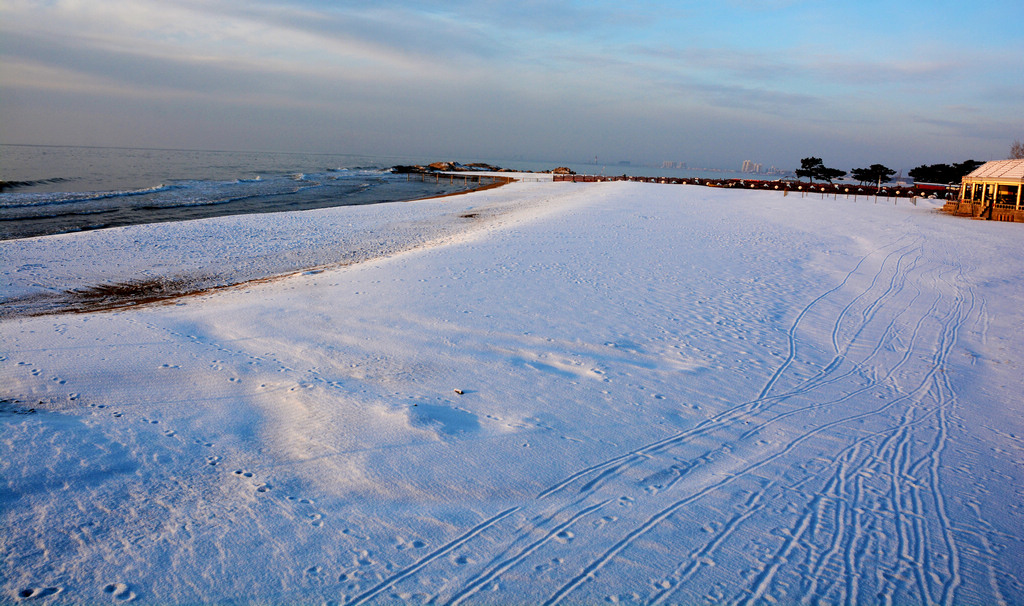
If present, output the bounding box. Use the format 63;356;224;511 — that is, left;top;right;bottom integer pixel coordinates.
796;157;846;183
795;157;823;181
850;164;896;185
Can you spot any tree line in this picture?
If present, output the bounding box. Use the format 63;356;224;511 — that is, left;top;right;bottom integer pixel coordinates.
794;157;982;186
793;139;1023;185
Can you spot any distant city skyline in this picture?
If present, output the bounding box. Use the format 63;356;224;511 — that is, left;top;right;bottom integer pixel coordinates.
1;1;1021;172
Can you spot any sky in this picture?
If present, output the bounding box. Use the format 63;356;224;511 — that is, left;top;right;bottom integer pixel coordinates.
1;0;1022;172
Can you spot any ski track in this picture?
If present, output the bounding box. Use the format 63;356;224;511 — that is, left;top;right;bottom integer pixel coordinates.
317;227;1004;605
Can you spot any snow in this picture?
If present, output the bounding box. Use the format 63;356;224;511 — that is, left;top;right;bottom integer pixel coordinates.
2;182;1022;605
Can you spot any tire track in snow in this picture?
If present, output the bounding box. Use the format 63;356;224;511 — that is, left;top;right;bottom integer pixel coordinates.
830;239;922;355
966;500;1010;606
445;500;610;606
360;237;975;605
841;271;968;604
873;263;970;605
543;248;975;605
757;238;919;402
916;266;971;605
738;255;936;442
758;261;974;605
648;488;773;606
342;506;521;606
543;392;936;606
536;239;921;502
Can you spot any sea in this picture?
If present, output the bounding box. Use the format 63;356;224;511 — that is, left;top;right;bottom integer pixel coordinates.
0;145;502;241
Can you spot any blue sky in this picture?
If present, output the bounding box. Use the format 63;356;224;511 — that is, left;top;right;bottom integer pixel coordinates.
1;0;1021;171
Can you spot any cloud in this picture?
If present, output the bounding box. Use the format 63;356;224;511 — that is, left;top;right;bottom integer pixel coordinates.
912;115;1023;141
626;43;963;89
1;0;1020;167
1;0;461;82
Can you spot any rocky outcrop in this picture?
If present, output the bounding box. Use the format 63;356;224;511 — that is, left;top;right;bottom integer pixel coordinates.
391;161;573;175
392;161;511;174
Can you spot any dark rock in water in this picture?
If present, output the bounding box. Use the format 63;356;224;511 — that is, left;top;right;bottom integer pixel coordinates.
390;161;511;174
390;161;566;175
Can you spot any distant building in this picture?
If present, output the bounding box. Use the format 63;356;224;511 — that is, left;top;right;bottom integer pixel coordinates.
948;159;1024;221
741;160;763;174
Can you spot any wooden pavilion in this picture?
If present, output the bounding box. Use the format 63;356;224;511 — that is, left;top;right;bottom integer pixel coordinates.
948;159;1024;221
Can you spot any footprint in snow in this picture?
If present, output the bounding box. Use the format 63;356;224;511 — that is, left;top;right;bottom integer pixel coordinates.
535;558;564;572
102;583;136;601
394;537;427;550
16;586;62;600
354;550;375;567
231;469;273;494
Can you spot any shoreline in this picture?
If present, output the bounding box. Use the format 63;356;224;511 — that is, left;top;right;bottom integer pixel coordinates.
1;173;503;242
405;174;513;202
2;178;516;318
0;177;534;319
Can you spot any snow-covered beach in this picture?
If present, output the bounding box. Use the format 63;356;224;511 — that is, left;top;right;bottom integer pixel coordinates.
2;181;1022;604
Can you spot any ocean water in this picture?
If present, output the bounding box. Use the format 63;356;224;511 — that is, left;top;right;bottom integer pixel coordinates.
0;145;498;240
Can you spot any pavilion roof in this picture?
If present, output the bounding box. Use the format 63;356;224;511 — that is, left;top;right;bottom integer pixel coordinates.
966;159;1024;181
